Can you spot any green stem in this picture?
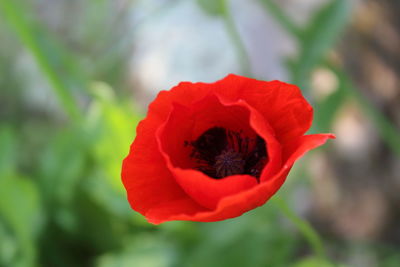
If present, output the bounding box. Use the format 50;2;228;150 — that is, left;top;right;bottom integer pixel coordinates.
272;196;326;261
222;1;252;76
0;0;82;122
258;0;301;38
259;0;400;157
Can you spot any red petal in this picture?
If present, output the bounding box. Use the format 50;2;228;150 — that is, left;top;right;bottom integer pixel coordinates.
156;94;280;209
122;74;332;224
122;82;217;217
121;118;207;216
214;74;314;144
147;133;334;223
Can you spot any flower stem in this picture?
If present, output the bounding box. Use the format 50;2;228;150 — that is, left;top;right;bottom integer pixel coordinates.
0;0;83;123
258;0;301;38
221;1;252;76
272;195;327;261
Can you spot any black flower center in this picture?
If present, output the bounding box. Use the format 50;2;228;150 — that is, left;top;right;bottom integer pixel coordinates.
185;127;268;180
214;149;245;178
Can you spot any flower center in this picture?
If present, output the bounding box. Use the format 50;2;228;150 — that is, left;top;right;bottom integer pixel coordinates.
185;127;268;180
214;149;245;178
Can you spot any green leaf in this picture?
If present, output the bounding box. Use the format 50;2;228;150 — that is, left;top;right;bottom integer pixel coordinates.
95;235;176;267
39;128;86;206
292;0;352;91
86;82;141;193
182;207;297;267
0;0;87;122
0;126;17;175
37;126;87;235
0;175;43;267
0;220;18;267
292;256;346;267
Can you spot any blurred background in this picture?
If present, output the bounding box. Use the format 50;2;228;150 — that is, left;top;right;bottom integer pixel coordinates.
0;0;399;266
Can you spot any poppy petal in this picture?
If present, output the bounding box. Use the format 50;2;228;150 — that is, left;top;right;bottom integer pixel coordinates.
156;93;281;209
146;133;334;223
122;74;334;224
214;74;313;143
121;82;221;216
121;119;204;216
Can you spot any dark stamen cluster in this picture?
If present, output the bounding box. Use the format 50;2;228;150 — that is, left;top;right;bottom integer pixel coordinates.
185;127;268;180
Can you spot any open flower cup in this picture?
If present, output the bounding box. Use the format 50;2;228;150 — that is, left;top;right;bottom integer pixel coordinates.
122;74;335;224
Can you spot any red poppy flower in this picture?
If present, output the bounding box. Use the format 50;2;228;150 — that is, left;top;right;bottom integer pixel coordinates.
122;74;334;224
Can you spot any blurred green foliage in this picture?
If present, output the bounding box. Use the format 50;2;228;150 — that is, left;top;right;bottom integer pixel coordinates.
260;0;400;155
196;0;226;16
0;0;399;266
